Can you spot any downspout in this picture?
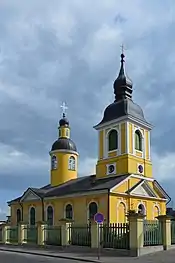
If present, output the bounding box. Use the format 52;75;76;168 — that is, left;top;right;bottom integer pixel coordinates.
107;189;110;224
41;198;45;222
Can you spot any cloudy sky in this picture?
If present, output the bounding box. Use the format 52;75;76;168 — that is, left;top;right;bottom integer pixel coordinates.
0;0;175;219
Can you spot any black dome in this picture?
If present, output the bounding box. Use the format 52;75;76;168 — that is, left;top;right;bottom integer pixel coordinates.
97;98;147;126
51;138;77;152
59;117;69;126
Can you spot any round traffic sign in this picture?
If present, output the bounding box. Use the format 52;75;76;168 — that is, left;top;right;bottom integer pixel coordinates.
94;213;104;224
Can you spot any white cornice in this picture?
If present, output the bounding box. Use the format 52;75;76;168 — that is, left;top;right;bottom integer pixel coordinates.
49;149;79;156
94;115;152;131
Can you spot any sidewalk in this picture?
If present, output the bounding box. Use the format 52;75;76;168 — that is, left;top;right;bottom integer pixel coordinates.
0;244;129;263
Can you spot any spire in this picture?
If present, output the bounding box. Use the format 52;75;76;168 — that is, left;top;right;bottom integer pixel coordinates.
113;49;133;102
59;102;69;127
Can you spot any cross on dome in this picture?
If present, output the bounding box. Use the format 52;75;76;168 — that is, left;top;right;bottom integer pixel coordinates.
60;102;68;117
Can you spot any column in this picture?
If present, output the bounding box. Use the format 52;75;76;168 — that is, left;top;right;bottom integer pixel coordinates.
157;215;171;250
60;222;71;246
37;221;46;246
127;213;145;257
91;222;103;248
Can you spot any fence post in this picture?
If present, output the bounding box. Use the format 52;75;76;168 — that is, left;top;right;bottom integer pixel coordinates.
37;221;45;246
1;224;7;244
4;225;10;244
127;212;145;257
157;215;171;250
60;221;71;246
91;222;102;248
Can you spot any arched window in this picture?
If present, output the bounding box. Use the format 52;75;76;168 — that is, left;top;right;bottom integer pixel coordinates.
51;155;57;170
135;130;142;151
30;207;36;225
47;206;54;225
108;129;118;151
89;202;98;220
65;204;73;219
138;204;145;215
16;209;21;224
68;156;76;170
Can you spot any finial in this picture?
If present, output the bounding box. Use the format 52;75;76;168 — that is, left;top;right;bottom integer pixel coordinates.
120;44;126;63
60;102;68;118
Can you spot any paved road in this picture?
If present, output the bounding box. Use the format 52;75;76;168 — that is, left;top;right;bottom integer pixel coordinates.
1;249;175;263
0;250;83;263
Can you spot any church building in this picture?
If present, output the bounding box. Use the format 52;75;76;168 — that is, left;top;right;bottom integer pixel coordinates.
8;52;170;226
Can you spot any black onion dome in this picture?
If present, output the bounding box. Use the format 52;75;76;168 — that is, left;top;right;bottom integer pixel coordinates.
59;115;69;126
51;138;77;152
97;98;147;126
114;53;133;102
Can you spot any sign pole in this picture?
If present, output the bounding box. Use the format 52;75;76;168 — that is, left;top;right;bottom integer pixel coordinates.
94;213;104;261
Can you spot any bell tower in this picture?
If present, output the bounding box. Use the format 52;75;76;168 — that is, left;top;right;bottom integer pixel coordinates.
94;52;152;179
50;103;78;187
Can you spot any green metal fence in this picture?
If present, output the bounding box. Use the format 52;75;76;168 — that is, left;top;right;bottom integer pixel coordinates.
24;225;38;244
102;223;129;249
45;225;62;246
144;220;162;246
69;224;91;246
171;221;175;244
7;226;18;244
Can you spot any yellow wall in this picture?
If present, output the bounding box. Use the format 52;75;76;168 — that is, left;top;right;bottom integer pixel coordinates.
96;120;152;179
9;193;109;226
50;151;78;187
109;194;166;223
59;126;70;138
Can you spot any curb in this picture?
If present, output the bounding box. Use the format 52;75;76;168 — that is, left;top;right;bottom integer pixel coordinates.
0;247;100;263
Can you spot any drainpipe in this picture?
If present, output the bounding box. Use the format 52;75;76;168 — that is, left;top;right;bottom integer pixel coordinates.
107;189;110;224
41;198;45;222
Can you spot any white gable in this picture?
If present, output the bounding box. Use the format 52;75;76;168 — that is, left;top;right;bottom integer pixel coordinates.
131;183;156;198
132;185;150;197
21;190;40;202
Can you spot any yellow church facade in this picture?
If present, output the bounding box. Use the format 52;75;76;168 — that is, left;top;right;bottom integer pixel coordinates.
8;52;170;227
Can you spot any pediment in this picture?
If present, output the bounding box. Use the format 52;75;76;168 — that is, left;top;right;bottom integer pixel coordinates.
130;182;157;198
20;189;41;202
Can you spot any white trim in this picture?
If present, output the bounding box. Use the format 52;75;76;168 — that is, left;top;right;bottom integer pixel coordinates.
130;174;154;182
126;121;129;154
106;163;116;176
148;131;151;161
94;115;152;131
110;176;130;192
87;200;98;222
103;128;107;158
45;204;54;225
106;128;119;154
45;189;108;200
111;191;167;201
49;150;79;156
20;189;41;202
118;123;121;155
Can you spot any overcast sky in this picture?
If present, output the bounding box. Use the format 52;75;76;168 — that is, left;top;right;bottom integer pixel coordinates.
0;0;175;219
